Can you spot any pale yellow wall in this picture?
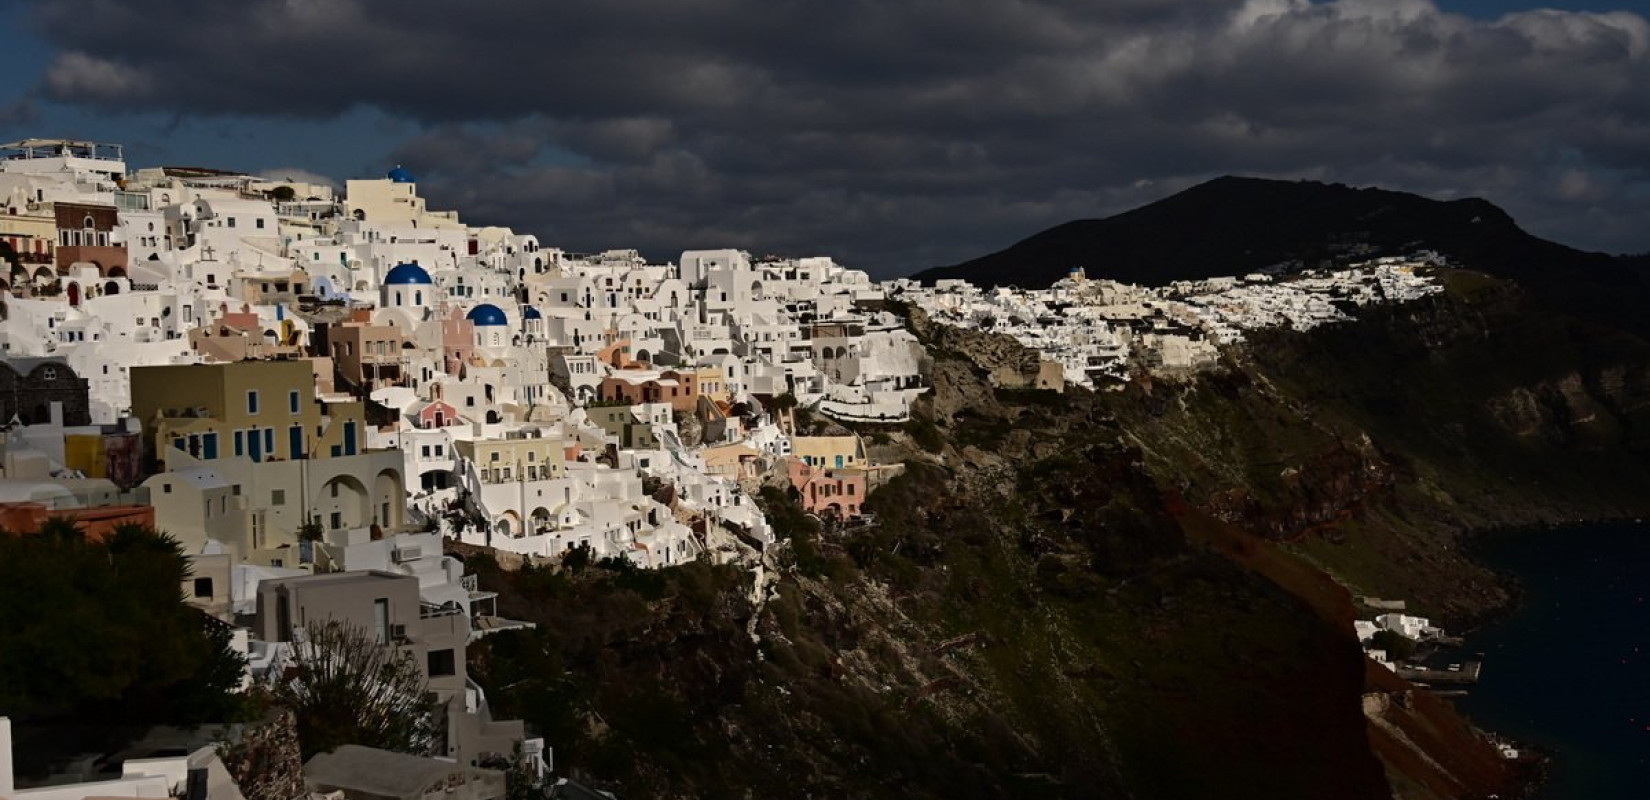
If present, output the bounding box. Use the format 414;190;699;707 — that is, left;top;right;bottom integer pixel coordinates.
133;360;368;466
791;435;864;469
471;437;567;482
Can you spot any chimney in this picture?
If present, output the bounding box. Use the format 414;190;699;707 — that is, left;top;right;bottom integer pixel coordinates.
1;716;15;797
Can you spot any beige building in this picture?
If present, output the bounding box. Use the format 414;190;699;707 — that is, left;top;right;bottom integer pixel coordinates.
132;359;368;469
791;435;866;471
257;570;526;768
133;360;406;560
459;436;570;485
326;319;407;391
344;171;463;230
695;365;730;404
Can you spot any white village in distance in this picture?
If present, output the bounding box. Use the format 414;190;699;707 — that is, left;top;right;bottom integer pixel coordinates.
0;138;1452;797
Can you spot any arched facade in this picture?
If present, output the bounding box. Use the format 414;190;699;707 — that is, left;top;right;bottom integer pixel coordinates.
373;468;404;529
319;474;370;532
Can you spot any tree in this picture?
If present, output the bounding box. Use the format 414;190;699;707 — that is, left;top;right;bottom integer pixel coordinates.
266;185;296;202
0;521;247;724
1368;629;1416;662
270;619;439;759
769;392;799;413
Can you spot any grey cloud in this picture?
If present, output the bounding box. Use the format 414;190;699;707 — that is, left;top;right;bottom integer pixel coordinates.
16;0;1650;271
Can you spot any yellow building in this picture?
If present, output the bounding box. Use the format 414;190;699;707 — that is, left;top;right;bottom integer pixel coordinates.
344;171;464;229
791;435;866;471
457;435;569;485
695;365;730;405
131;359;368;469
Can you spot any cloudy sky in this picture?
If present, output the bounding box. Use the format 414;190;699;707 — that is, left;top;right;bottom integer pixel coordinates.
1;0;1646;275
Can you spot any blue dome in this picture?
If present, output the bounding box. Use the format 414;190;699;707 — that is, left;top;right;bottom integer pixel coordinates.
466;303;508;326
522;305;542;320
387;166;415;183
384;263;433;285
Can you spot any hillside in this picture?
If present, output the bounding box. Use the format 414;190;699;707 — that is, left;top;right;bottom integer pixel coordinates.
915;176;1649;328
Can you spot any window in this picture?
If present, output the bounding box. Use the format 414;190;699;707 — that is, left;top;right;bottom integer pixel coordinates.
289;390;300;414
201;432;218;460
247;390;259;414
373;598;389;644
255;218;265;229
271;489;286;506
234;430;244;457
264;428;275;455
427;648;456;677
331;511;343;530
226;217;236;228
331;482;340;498
421;445;431;458
193;577;213;598
162;483;172;494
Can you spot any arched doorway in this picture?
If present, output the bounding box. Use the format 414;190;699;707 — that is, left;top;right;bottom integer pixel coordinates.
373;469;404;529
319;474;370;532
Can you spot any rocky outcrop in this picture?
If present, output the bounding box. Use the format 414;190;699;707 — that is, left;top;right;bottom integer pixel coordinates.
219;709;306;800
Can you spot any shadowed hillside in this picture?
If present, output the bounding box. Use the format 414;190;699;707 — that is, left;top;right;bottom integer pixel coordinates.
916;176;1649;330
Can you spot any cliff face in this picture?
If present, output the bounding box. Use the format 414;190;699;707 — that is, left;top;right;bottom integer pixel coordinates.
1107;271;1650;622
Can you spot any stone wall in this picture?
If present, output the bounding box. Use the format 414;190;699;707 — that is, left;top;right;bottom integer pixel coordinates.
220;708;307;800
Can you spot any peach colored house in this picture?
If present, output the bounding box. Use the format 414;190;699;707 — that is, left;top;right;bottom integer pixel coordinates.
785;456;868;520
441;312;475;376
599;369;700;413
0;502;156;540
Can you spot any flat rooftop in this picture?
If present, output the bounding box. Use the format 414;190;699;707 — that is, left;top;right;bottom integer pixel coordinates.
0;139;125;161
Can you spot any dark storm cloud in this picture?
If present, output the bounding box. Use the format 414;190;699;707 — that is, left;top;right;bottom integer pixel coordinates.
18;0;1650;271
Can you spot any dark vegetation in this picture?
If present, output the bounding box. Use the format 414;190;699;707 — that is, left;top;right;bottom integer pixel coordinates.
269;619;439;760
0;520;247;725
0;520;248;781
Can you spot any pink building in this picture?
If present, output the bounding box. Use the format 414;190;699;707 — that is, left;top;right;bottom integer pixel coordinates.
417;400;459;429
441;311;475;375
785;456;868;520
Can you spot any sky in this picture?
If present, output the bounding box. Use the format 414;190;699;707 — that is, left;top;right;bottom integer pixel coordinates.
1;0;1646;276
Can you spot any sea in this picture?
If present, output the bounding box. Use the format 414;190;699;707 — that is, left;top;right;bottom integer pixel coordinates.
1454;522;1650;798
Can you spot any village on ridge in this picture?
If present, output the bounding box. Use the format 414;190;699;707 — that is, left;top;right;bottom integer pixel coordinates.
0;139;1451;799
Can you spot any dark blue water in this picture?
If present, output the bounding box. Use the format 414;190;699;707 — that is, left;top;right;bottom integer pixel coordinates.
1456;523;1650;798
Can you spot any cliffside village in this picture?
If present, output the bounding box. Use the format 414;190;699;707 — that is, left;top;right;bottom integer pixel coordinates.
0;139;1454;799
892;257;1443;389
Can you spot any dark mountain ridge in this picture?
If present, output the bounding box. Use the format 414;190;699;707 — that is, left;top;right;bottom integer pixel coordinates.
916;176;1649;326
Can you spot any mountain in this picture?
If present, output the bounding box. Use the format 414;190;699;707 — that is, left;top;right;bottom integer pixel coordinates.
915;176;1649;325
